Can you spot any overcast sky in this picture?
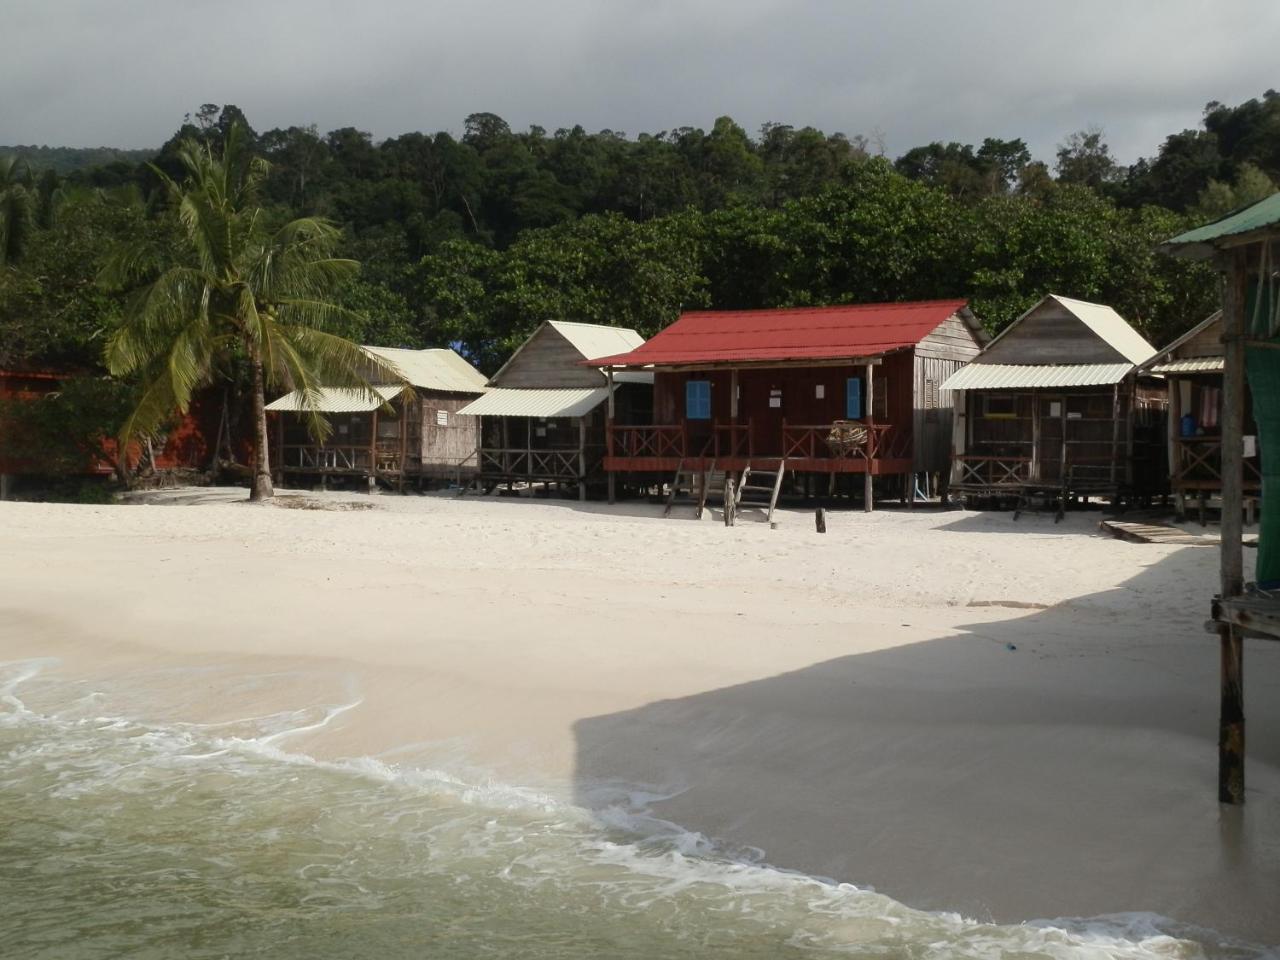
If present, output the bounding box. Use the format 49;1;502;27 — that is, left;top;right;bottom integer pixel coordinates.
3;0;1276;164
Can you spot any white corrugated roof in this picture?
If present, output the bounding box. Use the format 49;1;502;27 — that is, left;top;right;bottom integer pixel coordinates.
1048;295;1157;365
547;321;645;362
266;385;405;413
1150;357;1224;374
941;363;1134;391
363;346;487;393
457;387;609;418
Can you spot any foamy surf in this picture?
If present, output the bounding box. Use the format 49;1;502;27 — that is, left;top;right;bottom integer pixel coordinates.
0;659;1265;960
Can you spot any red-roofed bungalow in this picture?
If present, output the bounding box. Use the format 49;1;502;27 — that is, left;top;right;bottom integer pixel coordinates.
591;300;988;508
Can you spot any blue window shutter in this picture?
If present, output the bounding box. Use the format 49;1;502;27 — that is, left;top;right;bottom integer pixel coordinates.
846;378;862;419
686;380;711;419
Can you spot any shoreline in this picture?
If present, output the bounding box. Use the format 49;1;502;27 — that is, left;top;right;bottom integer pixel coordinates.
2;490;1278;944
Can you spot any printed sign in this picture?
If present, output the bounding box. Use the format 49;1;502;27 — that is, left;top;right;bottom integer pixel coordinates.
815;384;825;399
436;410;448;426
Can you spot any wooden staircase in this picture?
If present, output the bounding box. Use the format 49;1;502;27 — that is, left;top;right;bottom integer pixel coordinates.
734;461;788;526
663;459;728;519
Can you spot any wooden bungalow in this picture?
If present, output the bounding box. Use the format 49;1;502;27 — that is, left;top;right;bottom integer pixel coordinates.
456;321;652;499
1139;311;1261;521
590;300;987;510
942;295;1164;508
266;346;488;489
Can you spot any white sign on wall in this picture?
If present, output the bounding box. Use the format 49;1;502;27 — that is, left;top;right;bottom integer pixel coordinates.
815;384;825;399
436;410;448;426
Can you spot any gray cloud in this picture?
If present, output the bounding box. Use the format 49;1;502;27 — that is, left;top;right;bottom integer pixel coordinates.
2;0;1275;165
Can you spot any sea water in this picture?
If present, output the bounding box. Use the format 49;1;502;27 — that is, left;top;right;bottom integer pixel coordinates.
0;660;1260;960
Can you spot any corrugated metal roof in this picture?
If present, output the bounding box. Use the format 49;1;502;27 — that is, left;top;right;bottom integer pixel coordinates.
941;363;1134;391
547;321;645;362
266;385;404;413
456;387;609;418
592;300;971;367
1159;193;1280;259
1046;295;1156;365
1150;357;1225;374
363;346;487;393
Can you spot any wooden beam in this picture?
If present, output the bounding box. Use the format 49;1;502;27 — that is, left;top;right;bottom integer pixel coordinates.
730;367;739;420
652;357;884;373
1218;246;1248;805
578;417;587;502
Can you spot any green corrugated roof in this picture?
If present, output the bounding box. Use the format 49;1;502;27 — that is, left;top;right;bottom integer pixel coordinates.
1159;193;1280;259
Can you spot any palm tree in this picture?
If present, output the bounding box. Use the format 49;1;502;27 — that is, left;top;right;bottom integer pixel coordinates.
104;122;400;501
0;155;35;265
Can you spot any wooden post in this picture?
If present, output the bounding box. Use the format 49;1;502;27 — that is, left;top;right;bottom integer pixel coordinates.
1218;249;1247;804
606;368;617;504
398;401;408;493
1110;381;1123;494
864;362;875;513
578;417;587;502
369;408;379;493
815;507;826;533
1030;391;1041;481
273;412;284;486
730;367;739;420
723;476;736;526
1168;376;1182;518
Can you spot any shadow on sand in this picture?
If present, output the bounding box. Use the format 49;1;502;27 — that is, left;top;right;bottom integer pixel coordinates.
571;546;1280;943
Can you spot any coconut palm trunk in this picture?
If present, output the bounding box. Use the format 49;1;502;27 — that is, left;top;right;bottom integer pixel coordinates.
247;337;274;501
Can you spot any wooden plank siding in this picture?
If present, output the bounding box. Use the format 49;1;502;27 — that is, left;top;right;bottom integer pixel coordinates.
978;300;1130;365
420;393;482;475
491;324;606;389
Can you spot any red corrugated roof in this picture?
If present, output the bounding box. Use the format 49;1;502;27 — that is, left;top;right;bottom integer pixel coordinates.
591;300;970;366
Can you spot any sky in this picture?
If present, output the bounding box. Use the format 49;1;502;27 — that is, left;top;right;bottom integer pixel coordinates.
3;0;1277;165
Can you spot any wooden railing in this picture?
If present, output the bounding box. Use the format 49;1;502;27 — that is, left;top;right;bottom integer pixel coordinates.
951;455;1033;488
479;447;587;480
607;419;911;461
280;444;371;472
1174;437;1262;488
780;422;900;460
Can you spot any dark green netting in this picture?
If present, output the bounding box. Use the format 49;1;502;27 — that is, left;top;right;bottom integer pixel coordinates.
1246;280;1280;586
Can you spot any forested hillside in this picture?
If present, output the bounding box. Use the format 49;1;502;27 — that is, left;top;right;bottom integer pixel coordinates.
3;93;1279;379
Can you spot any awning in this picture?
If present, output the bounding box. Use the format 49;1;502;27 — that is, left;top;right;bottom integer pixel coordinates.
265;385;404;413
457;387;608;418
941;363;1134;391
1150;357;1224;375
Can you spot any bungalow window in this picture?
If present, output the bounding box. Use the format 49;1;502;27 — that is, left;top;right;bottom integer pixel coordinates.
983;395;1017;419
845;378;862;419
685;379;712;420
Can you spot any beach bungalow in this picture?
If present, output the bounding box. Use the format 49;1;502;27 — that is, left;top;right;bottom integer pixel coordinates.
941;295;1163;507
266;346;488;489
456;321;652;499
1139;312;1260;520
588;300;987;509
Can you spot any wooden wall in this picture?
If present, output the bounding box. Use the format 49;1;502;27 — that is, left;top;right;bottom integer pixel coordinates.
492;324;606;389
420;392;482;471
653;360;915;456
1170;314;1223;359
978;300;1129;366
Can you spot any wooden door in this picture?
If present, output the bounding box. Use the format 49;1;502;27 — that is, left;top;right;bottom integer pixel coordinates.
1037;396;1065;481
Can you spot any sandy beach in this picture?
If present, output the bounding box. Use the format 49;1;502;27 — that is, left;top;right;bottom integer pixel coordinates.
2;488;1278;945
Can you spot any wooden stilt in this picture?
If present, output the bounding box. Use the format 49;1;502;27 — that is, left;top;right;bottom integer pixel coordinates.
864;469;873;513
1218;248;1247;805
815;507;826;533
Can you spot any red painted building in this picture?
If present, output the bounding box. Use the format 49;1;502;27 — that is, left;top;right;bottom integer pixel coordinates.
0;368;223;484
590;301;987;507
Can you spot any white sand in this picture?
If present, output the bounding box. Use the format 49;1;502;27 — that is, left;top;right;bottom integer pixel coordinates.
2;488;1278;943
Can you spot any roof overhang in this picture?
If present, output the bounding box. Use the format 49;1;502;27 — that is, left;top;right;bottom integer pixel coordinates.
457;387;608;419
1150;357;1225;375
597;354;888;372
265;385;404;413
941;363;1134;391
